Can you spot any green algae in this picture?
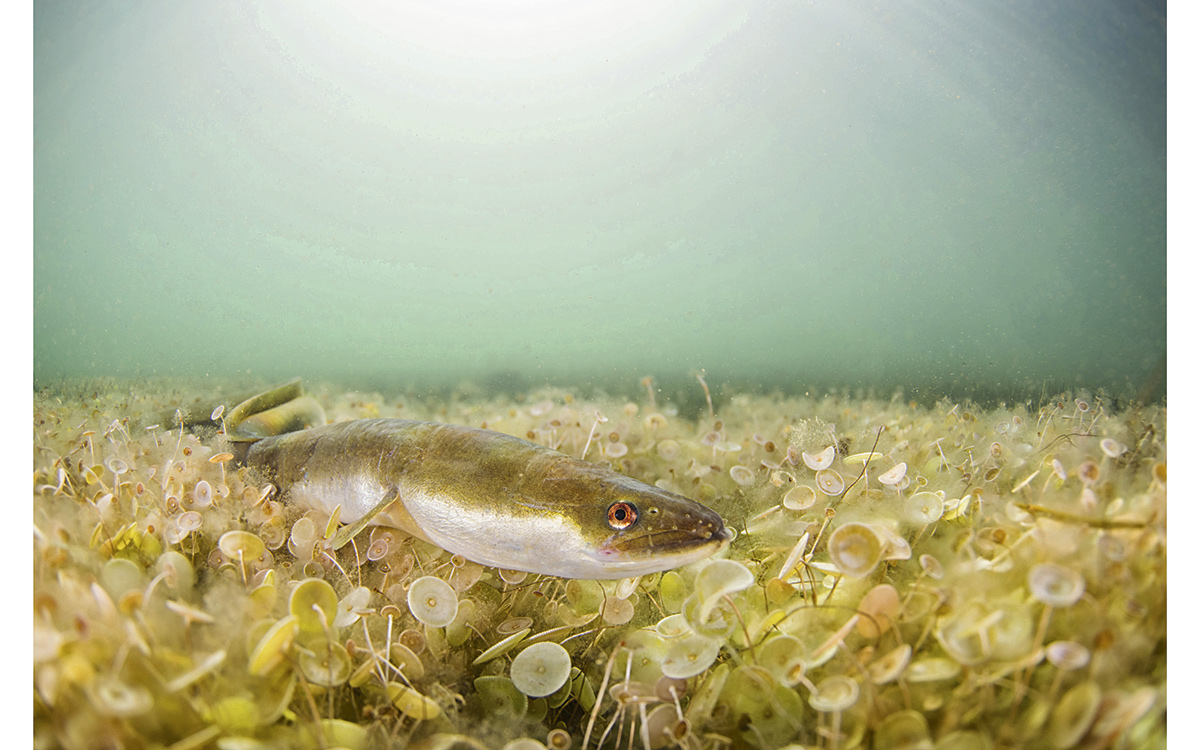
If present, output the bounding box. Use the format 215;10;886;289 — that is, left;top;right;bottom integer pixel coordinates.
32;378;1166;749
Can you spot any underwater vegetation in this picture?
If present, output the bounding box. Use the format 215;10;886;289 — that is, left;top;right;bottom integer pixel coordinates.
32;379;1165;749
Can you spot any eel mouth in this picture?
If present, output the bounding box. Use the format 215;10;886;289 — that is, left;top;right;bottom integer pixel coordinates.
600;522;732;559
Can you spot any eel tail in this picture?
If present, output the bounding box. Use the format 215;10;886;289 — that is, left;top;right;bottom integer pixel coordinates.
225;378;327;454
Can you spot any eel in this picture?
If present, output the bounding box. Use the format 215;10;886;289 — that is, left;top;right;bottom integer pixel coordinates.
227;382;731;579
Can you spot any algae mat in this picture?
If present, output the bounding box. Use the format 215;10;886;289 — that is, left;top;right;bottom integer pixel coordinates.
32;379;1166;749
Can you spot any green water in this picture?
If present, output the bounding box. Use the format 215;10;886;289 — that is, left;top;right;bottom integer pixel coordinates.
33;0;1166;401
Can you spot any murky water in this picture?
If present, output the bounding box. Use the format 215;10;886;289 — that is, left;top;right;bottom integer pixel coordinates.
33;0;1166;747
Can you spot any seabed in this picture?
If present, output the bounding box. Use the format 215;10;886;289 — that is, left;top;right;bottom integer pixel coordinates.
32;378;1166;750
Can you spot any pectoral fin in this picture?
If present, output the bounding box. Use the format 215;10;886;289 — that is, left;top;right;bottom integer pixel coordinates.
329;488;402;551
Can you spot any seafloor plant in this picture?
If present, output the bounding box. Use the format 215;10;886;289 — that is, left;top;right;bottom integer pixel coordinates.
32;380;1166;749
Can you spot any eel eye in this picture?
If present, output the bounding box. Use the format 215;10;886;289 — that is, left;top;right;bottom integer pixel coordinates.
606;501;638;530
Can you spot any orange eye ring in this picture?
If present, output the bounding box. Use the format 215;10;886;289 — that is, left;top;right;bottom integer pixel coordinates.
607;501;638;530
